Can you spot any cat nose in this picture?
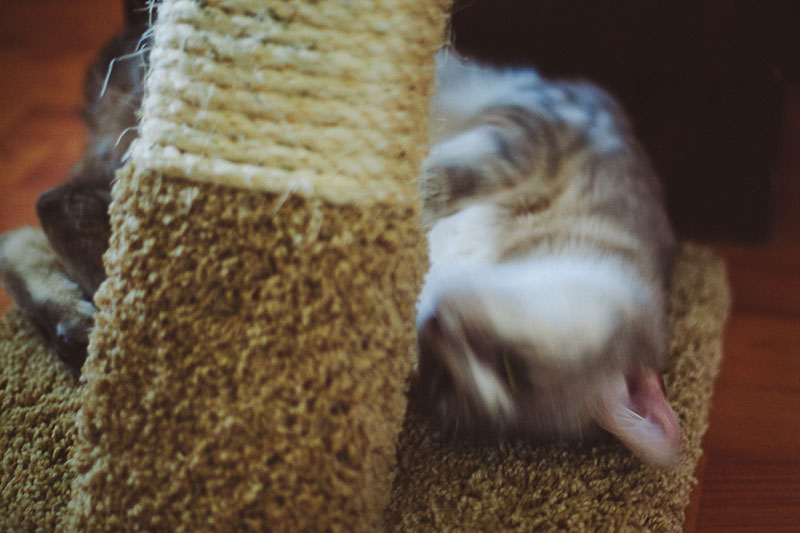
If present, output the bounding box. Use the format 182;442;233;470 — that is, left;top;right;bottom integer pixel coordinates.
415;314;459;400
418;311;517;421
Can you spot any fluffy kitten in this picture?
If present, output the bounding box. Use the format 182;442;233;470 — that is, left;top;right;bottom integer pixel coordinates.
0;25;147;377
414;52;681;466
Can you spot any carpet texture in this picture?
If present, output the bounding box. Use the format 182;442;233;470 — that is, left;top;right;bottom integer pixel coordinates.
0;245;728;531
0;310;79;532
385;244;730;532
66;173;427;532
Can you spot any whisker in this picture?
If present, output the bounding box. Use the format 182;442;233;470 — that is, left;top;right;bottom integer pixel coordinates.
100;48;148;99
115;126;138;147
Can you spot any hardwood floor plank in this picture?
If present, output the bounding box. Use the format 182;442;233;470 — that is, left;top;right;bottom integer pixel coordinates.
695;315;800;531
683;453;707;533
696;462;800;532
713;246;800;316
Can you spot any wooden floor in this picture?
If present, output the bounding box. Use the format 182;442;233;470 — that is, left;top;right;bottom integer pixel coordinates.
686;82;800;533
1;2;798;531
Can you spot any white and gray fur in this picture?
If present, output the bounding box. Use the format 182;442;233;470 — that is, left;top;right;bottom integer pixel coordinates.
414;52;680;466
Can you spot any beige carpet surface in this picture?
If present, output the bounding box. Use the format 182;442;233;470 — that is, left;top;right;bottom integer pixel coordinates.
65;172;426;532
0;311;80;532
386;243;730;532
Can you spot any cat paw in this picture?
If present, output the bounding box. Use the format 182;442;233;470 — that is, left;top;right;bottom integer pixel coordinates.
418;164;456;225
52;299;95;376
0;227;95;378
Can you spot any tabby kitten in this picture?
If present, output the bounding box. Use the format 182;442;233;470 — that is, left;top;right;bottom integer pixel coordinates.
414;52;681;466
0;25;147;377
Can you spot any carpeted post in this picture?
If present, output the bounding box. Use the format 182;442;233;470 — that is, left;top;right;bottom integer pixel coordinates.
65;1;450;531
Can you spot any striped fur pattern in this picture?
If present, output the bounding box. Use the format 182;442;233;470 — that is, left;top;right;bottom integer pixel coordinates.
0;26;147;377
415;53;680;466
0;228;96;378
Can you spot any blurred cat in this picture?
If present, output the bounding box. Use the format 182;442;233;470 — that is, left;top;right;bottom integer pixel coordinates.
414;52;681;466
0;23;148;377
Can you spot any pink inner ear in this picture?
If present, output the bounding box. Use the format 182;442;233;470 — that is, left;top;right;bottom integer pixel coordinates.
594;367;683;467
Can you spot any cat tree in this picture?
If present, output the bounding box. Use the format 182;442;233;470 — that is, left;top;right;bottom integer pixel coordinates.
0;1;729;531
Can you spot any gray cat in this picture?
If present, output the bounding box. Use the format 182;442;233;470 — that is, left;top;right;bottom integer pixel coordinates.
0;25;147;377
414;52;681;466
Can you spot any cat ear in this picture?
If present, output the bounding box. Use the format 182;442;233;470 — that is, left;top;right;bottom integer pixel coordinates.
593;367;682;467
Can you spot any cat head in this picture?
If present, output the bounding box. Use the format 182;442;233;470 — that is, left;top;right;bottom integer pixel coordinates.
414;257;682;467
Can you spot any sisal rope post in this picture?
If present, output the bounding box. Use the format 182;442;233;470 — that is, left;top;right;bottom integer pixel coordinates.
66;1;450;530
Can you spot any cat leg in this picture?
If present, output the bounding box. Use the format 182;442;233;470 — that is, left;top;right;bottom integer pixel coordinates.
0;227;95;378
419;107;560;225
